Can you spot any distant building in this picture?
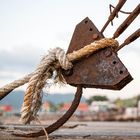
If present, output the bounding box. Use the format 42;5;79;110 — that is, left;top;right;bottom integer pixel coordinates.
89;101;116;112
123;101;140;118
0;105;13;116
61;102;89;114
138;101;140;116
124;107;138;118
42;102;50;112
0;105;13;112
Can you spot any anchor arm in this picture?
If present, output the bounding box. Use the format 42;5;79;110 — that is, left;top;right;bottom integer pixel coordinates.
117;28;140;51
12;86;83;137
101;0;127;33
113;4;140;39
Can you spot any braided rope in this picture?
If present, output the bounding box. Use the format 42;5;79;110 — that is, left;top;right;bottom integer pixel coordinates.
0;38;119;124
21;48;72;124
0;73;34;100
67;38;118;61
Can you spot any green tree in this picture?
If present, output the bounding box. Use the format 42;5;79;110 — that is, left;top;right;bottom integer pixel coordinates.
115;96;138;108
115;98;123;108
136;95;140;107
49;102;64;112
49;102;57;112
86;95;108;105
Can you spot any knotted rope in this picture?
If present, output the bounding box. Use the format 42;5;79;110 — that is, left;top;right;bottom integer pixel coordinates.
0;38;119;124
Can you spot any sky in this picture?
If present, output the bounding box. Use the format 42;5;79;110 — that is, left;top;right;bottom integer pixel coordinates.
0;0;140;99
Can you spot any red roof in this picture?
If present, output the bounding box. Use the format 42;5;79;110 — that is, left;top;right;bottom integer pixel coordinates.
43;102;50;108
0;105;13;112
61;103;89;112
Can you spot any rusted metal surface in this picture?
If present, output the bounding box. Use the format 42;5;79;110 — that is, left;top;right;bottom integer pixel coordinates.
1;2;139;138
113;4;140;39
109;4;131;16
67;17;104;53
101;0;127;33
109;4;131;26
117;28;140;51
63;17;132;90
12;86;82;137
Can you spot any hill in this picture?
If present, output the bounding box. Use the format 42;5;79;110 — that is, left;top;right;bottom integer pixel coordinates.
0;90;86;111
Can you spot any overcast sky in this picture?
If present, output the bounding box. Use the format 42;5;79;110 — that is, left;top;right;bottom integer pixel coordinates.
0;0;140;99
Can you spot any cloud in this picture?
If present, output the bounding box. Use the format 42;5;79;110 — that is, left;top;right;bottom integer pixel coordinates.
0;0;139;99
0;44;46;72
0;44;49;83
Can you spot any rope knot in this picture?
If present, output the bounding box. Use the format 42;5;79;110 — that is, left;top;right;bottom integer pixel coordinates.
20;47;73;124
54;47;73;70
0;38;119;124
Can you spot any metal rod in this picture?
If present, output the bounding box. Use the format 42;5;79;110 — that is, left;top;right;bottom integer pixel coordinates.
117;28;140;51
109;4;131;26
113;4;140;39
13;86;83;137
110;4;131;15
101;0;127;33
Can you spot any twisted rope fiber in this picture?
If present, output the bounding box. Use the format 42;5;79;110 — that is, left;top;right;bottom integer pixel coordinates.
21;48;72;124
0;38;119;124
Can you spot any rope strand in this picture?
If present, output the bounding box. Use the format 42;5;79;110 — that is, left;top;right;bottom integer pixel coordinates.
0;38;119;124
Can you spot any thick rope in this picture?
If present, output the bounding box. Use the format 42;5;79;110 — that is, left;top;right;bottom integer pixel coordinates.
0;38;119;124
21;48;72;124
35;116;49;140
67;38;118;61
0;73;34;100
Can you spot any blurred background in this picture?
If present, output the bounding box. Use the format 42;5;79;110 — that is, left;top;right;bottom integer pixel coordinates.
0;0;140;124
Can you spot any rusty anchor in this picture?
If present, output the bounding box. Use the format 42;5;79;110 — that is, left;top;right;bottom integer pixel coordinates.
63;17;133;90
43;1;139;136
1;0;140;138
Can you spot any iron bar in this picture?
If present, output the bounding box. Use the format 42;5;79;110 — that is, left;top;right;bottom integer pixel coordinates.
109;4;131;25
12;86;83;137
117;28;140;51
110;4;131;15
101;0;127;33
113;4;140;39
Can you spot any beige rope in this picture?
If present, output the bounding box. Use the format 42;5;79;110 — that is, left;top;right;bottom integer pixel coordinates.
20;48;72;124
0;38;119;124
67;38;118;61
35;116;49;140
0;73;34;99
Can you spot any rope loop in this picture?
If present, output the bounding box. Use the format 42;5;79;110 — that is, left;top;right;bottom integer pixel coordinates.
21;47;72;124
0;38;119;124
